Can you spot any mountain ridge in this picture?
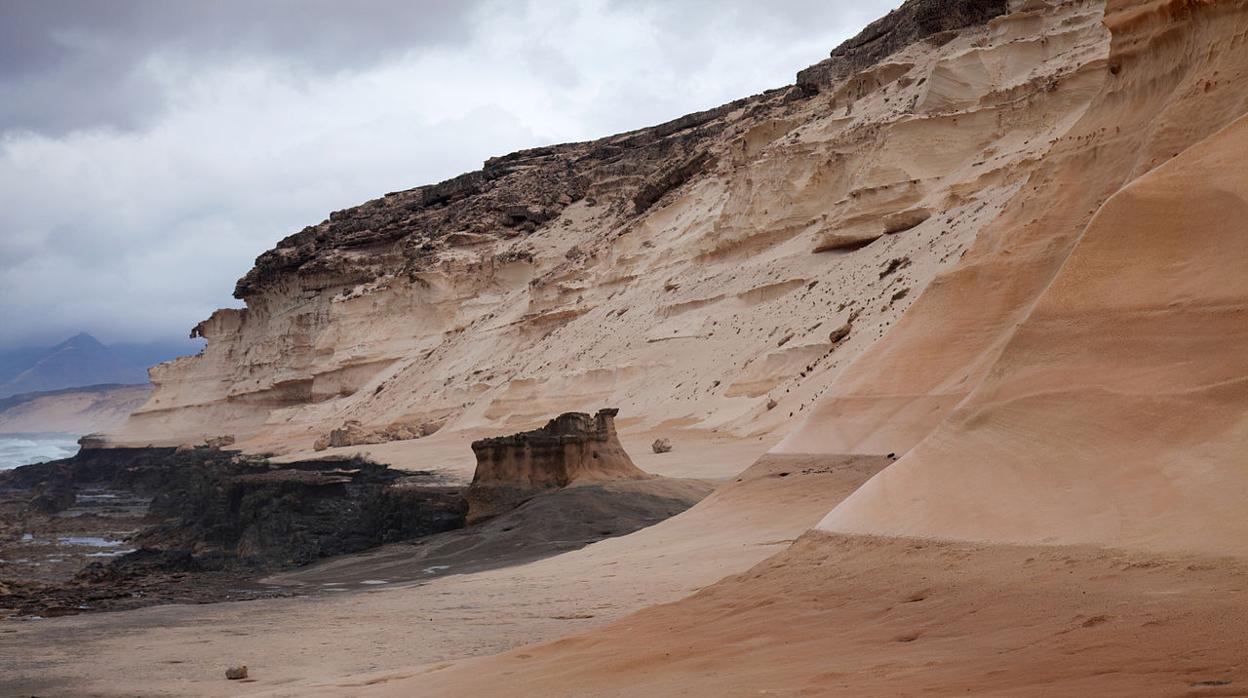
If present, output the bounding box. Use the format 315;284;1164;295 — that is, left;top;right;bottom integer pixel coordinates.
0;333;193;399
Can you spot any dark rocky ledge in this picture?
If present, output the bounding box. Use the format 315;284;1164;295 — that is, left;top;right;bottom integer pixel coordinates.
796;0;1011;94
0;447;465;616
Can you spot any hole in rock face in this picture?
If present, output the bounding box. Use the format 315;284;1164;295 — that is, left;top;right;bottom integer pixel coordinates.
776;472;791;478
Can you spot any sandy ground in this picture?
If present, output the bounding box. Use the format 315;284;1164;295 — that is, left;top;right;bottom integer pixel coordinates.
339;532;1248;697
269;426;778;484
1;437;870;697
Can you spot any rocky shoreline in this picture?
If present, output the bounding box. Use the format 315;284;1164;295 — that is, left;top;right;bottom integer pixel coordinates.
0;412;710;619
0;446;465;617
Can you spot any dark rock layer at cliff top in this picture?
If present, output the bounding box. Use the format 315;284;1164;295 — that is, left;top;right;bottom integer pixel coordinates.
797;0;1012;94
226;0;1009;306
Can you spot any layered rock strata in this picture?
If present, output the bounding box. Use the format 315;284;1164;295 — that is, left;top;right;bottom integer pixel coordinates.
111;0;1113;454
466;408;649;522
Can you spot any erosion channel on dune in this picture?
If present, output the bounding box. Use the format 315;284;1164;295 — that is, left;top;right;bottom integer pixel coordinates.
4;0;1248;696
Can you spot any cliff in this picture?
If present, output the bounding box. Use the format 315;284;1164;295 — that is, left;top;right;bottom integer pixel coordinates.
112;0;1114;452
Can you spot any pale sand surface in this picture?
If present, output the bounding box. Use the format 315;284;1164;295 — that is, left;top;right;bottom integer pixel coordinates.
0;444;874;697
369;532;1248;697
267;426;780;483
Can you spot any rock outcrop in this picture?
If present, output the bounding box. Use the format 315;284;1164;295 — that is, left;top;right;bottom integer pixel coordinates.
795;0;1011;95
465;408;649;522
1;447;466;565
312;418;440;451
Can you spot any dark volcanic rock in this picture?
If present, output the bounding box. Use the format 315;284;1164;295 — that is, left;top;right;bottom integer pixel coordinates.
76;547;217;584
796;0;1011;94
125;452;467;565
0;447;468;615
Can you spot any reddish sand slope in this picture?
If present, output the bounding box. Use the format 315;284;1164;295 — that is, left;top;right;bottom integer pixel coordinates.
339;533;1248;697
821;109;1248;556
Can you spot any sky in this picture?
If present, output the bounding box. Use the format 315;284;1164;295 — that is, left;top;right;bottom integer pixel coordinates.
0;0;898;349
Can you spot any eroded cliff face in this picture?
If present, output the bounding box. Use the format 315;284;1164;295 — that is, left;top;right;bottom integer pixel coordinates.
113;0;1113;451
810;0;1248;556
465;408;649;521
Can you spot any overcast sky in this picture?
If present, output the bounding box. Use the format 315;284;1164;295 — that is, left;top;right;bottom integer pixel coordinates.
0;0;897;349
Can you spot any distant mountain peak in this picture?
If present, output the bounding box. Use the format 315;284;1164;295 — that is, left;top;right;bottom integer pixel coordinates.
58;332;106;350
0;333;194;399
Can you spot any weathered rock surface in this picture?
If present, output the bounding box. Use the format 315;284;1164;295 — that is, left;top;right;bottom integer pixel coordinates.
796;0;1011;94
313;418;440;451
465;408;649;522
0;446;466;615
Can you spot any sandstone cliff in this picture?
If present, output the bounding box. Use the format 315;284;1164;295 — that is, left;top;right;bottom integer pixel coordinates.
112;0;1114;452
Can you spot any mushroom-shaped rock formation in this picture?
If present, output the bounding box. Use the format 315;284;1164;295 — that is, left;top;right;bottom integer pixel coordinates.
466;408;650;522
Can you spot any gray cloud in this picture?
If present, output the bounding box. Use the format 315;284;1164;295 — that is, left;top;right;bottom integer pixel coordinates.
0;0;898;348
0;0;485;134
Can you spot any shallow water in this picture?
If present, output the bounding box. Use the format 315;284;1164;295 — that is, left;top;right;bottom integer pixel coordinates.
57;536;122;548
0;432;80;470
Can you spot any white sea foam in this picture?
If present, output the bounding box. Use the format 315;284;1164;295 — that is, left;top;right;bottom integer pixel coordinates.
0;433;80;470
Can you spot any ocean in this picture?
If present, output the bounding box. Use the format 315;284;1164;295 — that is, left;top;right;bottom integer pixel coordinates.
0;433;81;470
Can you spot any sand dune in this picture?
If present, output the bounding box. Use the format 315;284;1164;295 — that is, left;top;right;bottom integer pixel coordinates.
384;533;1248;697
821;112;1248;555
0;384;149;435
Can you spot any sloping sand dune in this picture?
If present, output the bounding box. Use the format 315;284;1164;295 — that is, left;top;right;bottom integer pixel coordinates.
383;533;1248;697
821;110;1248;555
0;384;149;435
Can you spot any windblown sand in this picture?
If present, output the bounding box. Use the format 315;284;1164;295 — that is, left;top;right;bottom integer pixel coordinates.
354;533;1248;698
